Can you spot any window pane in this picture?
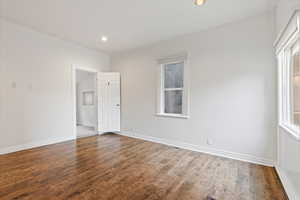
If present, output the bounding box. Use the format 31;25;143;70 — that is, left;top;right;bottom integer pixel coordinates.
164;62;184;88
292;50;300;127
164;90;183;114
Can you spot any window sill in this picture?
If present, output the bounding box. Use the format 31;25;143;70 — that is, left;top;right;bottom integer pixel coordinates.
279;124;300;141
156;113;189;119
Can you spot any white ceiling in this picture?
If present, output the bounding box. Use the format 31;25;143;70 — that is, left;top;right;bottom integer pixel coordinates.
0;0;275;53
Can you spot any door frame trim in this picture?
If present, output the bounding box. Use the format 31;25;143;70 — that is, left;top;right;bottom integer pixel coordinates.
72;65;99;138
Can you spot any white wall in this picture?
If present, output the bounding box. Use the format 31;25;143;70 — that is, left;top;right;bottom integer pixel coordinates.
275;1;300;199
76;70;97;128
112;13;277;165
0;19;110;153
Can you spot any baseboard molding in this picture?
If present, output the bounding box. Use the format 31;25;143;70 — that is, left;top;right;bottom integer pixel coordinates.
0;136;76;155
275;166;299;200
117;131;274;167
98;131;107;135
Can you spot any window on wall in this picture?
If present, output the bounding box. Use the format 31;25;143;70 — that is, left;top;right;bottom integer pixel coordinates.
164;62;184;114
291;42;300;127
277;13;300;138
157;54;189;118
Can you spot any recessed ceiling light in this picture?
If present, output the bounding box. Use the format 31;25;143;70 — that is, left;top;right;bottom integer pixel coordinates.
101;36;108;42
195;0;206;6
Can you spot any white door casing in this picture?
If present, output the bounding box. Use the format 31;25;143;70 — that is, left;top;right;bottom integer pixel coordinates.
98;73;121;133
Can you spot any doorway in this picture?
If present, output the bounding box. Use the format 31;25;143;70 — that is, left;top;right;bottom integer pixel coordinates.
75;69;98;138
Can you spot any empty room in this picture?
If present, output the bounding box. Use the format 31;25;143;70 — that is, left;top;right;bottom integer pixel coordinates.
0;0;299;199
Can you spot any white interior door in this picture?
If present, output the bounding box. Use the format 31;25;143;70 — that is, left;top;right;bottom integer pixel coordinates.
98;73;120;133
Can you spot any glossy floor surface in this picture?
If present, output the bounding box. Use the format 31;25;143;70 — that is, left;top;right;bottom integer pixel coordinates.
76;125;97;138
0;134;287;200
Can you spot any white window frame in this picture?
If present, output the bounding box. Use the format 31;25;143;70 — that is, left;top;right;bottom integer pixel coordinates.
156;54;190;119
275;10;300;140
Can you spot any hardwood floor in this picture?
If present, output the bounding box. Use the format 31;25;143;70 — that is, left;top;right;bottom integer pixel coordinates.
0;134;287;200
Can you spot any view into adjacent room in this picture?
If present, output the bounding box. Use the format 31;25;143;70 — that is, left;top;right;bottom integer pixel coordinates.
76;69;98;138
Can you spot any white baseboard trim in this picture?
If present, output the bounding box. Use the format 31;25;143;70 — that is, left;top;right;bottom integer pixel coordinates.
0;136;76;155
275;166;299;200
117;131;274;167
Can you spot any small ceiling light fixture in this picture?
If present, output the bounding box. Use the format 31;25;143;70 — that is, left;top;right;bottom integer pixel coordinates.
195;0;206;6
101;36;108;42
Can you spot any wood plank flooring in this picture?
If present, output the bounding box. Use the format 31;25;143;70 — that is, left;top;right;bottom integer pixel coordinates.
0;134;287;200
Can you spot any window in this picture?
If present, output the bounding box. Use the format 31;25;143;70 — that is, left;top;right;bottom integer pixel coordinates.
157;54;189;118
276;12;300;138
291;43;300;127
83;91;95;106
164;62;184;114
